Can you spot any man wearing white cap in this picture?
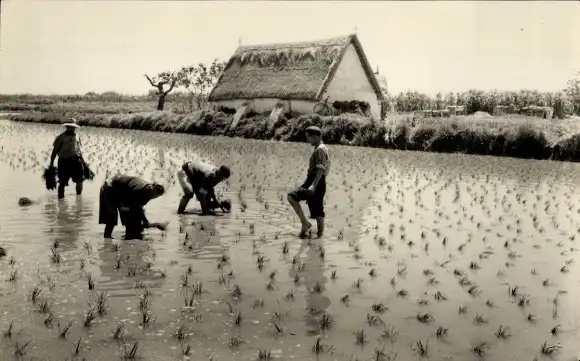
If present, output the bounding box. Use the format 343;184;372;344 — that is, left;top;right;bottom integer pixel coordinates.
49;118;85;199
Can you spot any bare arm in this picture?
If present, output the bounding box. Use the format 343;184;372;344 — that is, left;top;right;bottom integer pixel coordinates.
311;168;325;189
50;136;61;166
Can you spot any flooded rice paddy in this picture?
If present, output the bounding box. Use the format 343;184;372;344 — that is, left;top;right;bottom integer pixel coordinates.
1;118;580;361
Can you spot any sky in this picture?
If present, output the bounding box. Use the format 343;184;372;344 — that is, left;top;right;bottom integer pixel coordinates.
1;1;579;97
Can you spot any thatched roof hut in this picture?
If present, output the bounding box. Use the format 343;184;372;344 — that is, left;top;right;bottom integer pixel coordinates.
208;34;385;108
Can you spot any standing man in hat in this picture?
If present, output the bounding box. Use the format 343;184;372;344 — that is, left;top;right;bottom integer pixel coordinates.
49;118;85;199
287;126;330;238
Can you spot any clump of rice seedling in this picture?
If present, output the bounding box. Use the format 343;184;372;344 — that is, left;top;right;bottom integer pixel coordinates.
397;289;408;297
281;241;289;254
495;325;511;339
472;342;488;358
517;294;531;308
551;325;560;336
4;321;14;338
367;313;384;326
192;281;203;296
468;285;481;296
39;298;53;314
414;339;429;357
174;324;188;340
311;337;328;354
80;258;85;269
13;340;31;356
140;308;155;326
9;270;17;282
436;326;448;338
50;247;61;263
330;270;337;280
86;272;94;290
123;341;139;360
312;282;323;293
433;291;447;301
9;257;16;266
252;298;264;309
353;278;364;290
318;312;334;330
74;336;82;355
527;313;538;324
509;285;520;299
0;245;6;258
340;294;350;305
354;329;367;345
58;320;73;339
540;341;560;356
381;325;399;342
257;349;272;360
127;266;137;277
372;302;388;313
30;286;42;303
233;311;243;326
113;323;126;340
473;314;488;325
84;307;97;328
44;312;55;328
416;313;434;324
285;289;295;301
180;341;192;356
228;335;243;349
485;299;495;308
180;273;189;288
369;268;377;277
95;291;108;315
230;284;243;299
470;261;480;270
459;276;472;286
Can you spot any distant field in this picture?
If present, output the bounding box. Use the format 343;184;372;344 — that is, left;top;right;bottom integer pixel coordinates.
2;97;580;162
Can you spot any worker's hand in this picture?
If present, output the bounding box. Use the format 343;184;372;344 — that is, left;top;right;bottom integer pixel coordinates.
306;185;316;195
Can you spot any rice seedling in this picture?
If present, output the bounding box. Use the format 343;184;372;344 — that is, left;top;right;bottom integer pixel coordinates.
74;336;82;356
39;298;53;314
433;291;447;301
0;245;6;258
9;257;16;266
9;269;17;282
58;320;73;339
13;340;31;356
330;269;337;279
113;323;126;340
192;281;204;295
44;312;55;328
372;302;388;313
354;329;367;345
413;339;429;357
257;349;272;360
540;341;560;356
340;294;350;305
174;324;188;340
472;341;489;358
397;289;408;297
353;278;363;290
123;341;139;360
30;285;42;303
140;308;155;326
527;313;538;324
551;325;560;336
316;312;333;330
84;307;97;328
436;326;448;338
127;266;137;277
473;313;488;325
4;321;14;338
252;298;264;309
228;335;243;349
495;325;511;339
50;247;61;263
367;313;384;326
233;310;243;326
180;341;192;356
86;272;94;290
381;325;399;342
416;313;434;324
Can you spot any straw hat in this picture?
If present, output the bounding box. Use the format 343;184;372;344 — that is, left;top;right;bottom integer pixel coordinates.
62;118;80;128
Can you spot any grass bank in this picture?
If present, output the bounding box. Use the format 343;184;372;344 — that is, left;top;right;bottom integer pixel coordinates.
5;109;580;162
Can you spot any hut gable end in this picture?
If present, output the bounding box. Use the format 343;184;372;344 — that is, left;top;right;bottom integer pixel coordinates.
208;34;384;102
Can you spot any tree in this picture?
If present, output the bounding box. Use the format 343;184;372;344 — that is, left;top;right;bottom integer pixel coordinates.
144;71;180;111
179;59;226;111
565;70;580;115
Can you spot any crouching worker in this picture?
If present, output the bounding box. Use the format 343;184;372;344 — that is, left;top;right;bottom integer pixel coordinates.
99;175;167;239
177;161;231;215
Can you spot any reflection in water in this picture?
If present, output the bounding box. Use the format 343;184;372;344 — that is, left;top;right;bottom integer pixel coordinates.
292;240;331;332
42;195;93;251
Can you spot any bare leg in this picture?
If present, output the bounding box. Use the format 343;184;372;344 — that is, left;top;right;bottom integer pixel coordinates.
57;183;66;199
177;195;192;214
76;181;83;195
287;194;312;236
316;217;324;237
104;224;114;238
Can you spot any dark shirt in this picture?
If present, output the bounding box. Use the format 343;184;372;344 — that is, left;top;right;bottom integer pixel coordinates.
110;175;151;207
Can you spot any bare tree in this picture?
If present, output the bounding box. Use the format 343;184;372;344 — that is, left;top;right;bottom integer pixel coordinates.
144;71;180;111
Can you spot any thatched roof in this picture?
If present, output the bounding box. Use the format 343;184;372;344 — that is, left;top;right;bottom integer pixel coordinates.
208;34;385;102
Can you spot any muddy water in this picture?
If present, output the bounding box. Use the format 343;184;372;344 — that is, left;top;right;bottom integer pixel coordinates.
1;119;580;360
